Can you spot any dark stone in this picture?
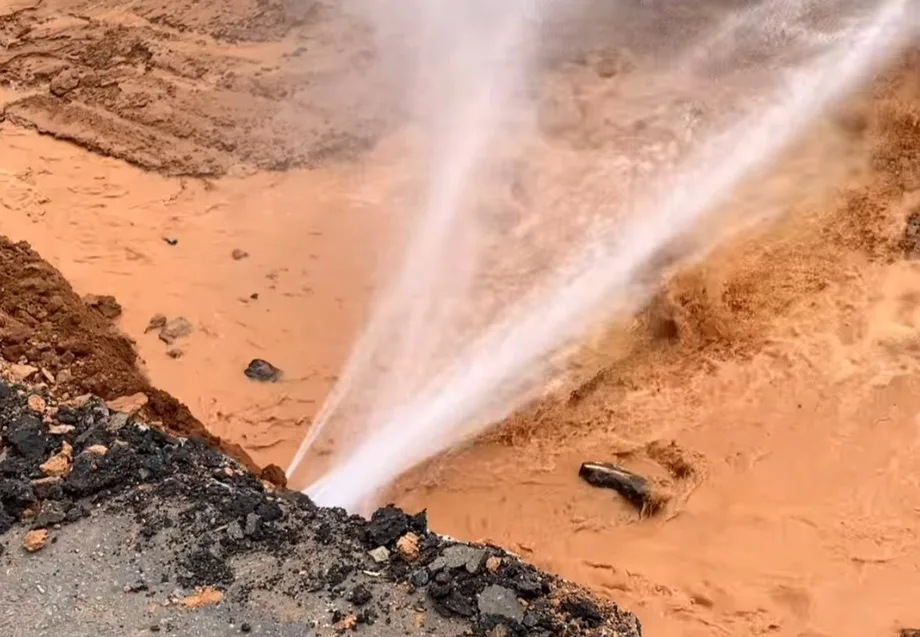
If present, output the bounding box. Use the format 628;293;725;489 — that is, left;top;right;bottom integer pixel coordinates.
244;359;282;382
32;501;67;528
561;596;603;627
240;624;252;633
255;500;283;522
409;509;428;534
0;477;36;514
6;416;49;462
349;584;372;606
579;462;655;512
325;563;352;588
177;549;234;588
505;564;543;598
0;504;14;534
409;570;429;587
366;506;409;547
478;585;524;623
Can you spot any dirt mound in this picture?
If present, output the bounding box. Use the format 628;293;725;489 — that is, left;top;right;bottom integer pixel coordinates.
0;236;269;478
0;0;391;175
0;365;642;636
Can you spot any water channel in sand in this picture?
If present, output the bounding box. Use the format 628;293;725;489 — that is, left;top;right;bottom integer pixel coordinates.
3;0;920;635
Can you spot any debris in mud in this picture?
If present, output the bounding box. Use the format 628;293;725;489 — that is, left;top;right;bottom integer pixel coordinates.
49;68;81;97
83;294;123;320
158;317;194;345
244;359;282;383
106;392;149;415
231;249;249;261
145;315;168;333
22;528;49;552
579;462;663;514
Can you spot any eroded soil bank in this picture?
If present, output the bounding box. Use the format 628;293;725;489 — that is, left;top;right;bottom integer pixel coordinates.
0;238;640;637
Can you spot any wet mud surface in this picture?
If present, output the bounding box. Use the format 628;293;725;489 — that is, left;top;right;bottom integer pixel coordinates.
0;0;391;176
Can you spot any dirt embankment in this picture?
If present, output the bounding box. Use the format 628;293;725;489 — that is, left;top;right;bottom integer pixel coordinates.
0;236;283;480
0;0;392;176
0;236;642;636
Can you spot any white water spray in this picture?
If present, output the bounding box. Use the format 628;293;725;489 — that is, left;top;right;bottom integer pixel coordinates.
291;0;913;511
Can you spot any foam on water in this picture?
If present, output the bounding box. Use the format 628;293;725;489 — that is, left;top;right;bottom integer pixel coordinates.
290;0;913;511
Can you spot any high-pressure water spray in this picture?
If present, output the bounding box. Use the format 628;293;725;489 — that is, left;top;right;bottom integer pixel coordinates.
291;0;912;512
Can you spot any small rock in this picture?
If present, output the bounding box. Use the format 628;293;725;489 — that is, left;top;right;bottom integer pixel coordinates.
163;237;178;246
477;585;524;623
159;317;193;344
429;545;485;574
409;570;429;587
27;395;47;413
579;462;659;513
260;464;287;488
40;368;55;384
49;68;80;96
367;506;409;546
486;556;502;573
368;546;390;563
83;294;122;320
23;529;49;552
48;424;74;435
166;348;184;359
106;392;148;415
56;369;73;384
561;596;603;627
226;521;245;541
334;614;357;632
32;501;67;528
85;445;108;457
7;417;49;461
145;314;167;333
9;363;38;382
244;513;262;537
40;441;73;478
349;584;372;606
180;587;223;608
244;359;282;382
396;532;420;561
240;624;252;633
231;249;249;260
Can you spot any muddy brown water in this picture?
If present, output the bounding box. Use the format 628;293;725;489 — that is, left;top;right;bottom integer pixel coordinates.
4;0;920;635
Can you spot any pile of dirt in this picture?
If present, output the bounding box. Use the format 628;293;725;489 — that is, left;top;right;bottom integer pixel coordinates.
0;236;272;480
0;0;392;175
0;372;642;636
